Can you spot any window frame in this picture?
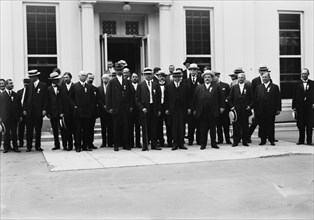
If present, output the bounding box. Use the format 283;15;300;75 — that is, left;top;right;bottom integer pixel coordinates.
183;7;214;70
278;11;304;99
23;3;60;75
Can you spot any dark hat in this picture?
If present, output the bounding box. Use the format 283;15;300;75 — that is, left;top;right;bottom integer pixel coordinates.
23;76;30;83
201;70;215;78
118;60;128;67
28;69;41;77
214;71;221;76
156;70;166;77
0;122;6;134
143;67;153;75
258;65;271;72
188;63;199;70
234;67;244;74
115;62;125;70
48;72;62;80
229;109;237;123
183;59;192;65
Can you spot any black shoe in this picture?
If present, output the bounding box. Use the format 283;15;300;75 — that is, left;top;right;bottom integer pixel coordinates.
179;145;188;150
296;142;304;145
196;142;201;145
274;139;278;142
136;145;142;148
188;142;193;146
243;143;249;147
151;146;162;150
89;145;97;149
211;144;219;149
217;141;223;144
270;142;275;146
200;145;206;150
63;147;67;151
142;147;149;151
18;144;24;148
75;148;81;153
26;149;31;152
226;140;232;144
100;144;105;148
13;148;21;153
3;150;8;153
259;142;266;146
232;143;238;147
123;147;131;150
172;146;178;151
36;147;43;151
248;139;252;143
52;147;60;150
114;147;119;151
67;148;73;151
307;142;313;145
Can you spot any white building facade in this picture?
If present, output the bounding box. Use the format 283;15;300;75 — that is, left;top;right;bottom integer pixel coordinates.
1;0;313;102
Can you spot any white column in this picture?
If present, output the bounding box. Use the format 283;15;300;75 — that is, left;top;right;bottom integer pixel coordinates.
159;3;172;71
0;1;14;79
80;0;96;73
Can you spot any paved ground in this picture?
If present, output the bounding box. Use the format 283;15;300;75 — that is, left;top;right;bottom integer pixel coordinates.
1;127;313;219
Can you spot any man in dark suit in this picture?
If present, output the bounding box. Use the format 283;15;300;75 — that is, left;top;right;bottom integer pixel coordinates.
192;70;225;150
292;68;314;145
214;71;231;144
98;72;114;148
23;69;47;152
106;62;132;151
253;71;281;146
228;73;253;147
0;79;22;153
70;71;94;152
129;72;141;148
86;73;98;150
249;65;268;142
152;67;161;84
165;70;191;150
16;77;30;148
60;72;74;151
156;70;172;148
186;63;201;145
0;79;5;150
182;59;192;80
47;72;64;150
135;67;162;151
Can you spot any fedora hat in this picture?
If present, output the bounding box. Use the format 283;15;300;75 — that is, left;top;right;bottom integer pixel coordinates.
143;67;153;75
229;109;237;123
118;60;128;67
0;122;6;135
188;63;200;70
234;67;244;74
213;71;221;76
156;70;167;77
201;70;215;78
172;69;183;76
258;65;271;72
114;62;125;70
28;69;41;77
48;72;62;80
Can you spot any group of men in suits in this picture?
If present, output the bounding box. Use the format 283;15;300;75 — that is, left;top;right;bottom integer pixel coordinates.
0;61;313;154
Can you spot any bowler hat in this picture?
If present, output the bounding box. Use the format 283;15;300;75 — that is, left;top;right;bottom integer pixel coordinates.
143;67;153;75
201;70;215;78
234;67;244;74
188;63;200;70
229;109;237;123
258;65;271;72
48;72;62;80
0;122;6;135
28;69;41;77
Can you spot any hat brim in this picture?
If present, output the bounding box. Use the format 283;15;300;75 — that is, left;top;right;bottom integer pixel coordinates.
28;72;41;77
201;73;214;78
49;76;62;80
188;67;200;70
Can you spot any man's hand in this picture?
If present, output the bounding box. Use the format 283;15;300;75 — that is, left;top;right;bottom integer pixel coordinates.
142;108;147;114
165;110;170;115
23;111;27;116
187;109;191;115
157;111;161;116
109;109;113;114
220;108;225;114
193;111;196;116
42;110;46;117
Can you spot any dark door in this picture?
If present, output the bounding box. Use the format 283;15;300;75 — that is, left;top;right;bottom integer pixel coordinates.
107;38;141;74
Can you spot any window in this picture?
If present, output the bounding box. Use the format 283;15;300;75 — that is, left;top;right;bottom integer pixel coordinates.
185;10;211;70
26;5;57;84
279;13;302;99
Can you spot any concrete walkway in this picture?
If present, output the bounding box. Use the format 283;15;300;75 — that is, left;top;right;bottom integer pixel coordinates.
40;136;313;172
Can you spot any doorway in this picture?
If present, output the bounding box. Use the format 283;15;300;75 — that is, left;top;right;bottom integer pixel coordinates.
107;38;141;74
